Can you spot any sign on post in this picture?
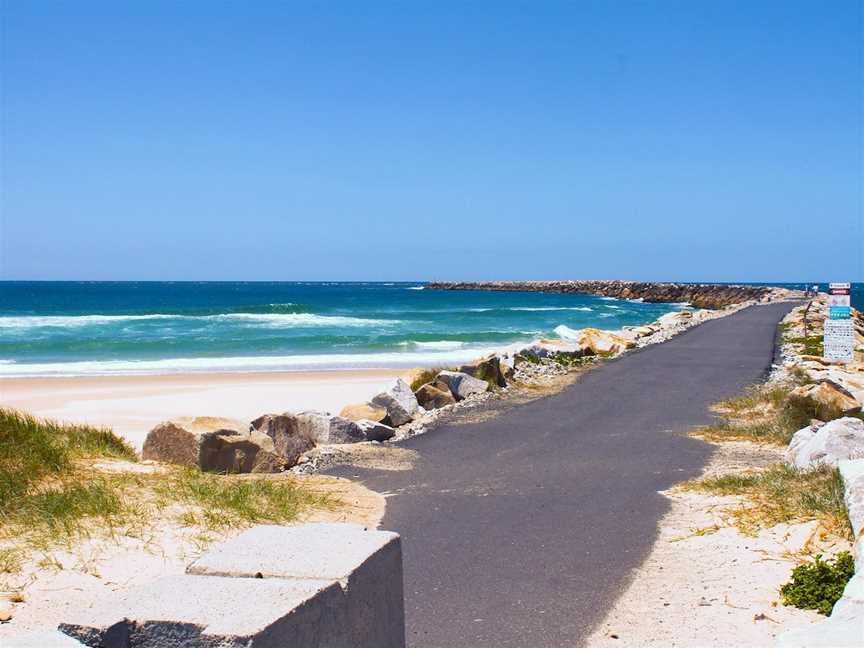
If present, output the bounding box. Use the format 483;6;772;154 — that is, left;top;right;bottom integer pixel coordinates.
824;283;854;363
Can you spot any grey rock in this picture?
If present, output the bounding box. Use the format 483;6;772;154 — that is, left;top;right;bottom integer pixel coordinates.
324;416;367;444
436;371;489;401
371;379;419;426
295;410;333;443
786;417;864;469
250;413;314;466
356;419;396;442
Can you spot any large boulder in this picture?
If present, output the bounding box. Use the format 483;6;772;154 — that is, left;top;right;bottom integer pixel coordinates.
370;378;420;426
142;417;284;473
568;328;635;357
519;339;581;360
786;417;864;469
339;403;388;423
788;380;863;417
250;413;315;466
414;381;457;409
436;371;488;401
321;416;367;444
294;410;332;443
458;355;507;388
355;419;396;442
657;310;693;328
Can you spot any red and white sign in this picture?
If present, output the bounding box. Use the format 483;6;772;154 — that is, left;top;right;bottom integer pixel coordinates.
829;282;851;296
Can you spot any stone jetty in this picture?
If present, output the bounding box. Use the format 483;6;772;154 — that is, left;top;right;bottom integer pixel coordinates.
426;280;796;309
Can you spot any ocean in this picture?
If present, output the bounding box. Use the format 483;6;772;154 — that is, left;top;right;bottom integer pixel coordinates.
0;282;859;377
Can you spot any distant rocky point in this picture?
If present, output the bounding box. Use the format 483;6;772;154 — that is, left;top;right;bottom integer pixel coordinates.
425;280;796;309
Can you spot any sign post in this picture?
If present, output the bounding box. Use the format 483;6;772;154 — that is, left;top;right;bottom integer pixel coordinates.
824;283;854;363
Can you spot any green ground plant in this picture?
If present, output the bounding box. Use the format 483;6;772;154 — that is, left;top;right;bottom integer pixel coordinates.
780;552;855;615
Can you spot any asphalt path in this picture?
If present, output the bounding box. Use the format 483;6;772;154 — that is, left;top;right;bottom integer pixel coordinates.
328;302;798;647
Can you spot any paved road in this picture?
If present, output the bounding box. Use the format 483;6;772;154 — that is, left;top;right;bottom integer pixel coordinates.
329;302;797;648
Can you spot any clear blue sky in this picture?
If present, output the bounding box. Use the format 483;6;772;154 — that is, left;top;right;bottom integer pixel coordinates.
1;1;861;282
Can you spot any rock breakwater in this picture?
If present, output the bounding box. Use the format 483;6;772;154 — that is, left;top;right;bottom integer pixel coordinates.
426;280;796;309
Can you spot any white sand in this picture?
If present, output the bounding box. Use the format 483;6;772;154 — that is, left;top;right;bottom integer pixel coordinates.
0;369;404;450
585;441;851;647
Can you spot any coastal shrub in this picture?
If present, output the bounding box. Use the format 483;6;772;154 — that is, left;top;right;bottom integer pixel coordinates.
785;335;825;356
684;464;852;539
780;552;855;615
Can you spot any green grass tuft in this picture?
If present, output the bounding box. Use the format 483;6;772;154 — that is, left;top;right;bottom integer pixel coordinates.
159;468;332;530
684;464;852;538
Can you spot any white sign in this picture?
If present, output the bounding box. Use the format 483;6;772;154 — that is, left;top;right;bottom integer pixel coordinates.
829;282;851;290
824;319;854;363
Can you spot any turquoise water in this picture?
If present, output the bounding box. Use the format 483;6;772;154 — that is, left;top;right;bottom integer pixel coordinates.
0;281;687;376
1;282;858;377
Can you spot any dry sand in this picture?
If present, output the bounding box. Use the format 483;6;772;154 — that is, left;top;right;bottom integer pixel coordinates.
0;369;404;450
0;472;385;638
585;441;851;648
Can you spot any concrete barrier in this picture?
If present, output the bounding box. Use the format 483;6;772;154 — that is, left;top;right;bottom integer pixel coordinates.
51;523;404;648
188;523;405;648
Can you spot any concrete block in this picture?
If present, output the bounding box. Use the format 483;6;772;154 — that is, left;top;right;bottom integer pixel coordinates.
840;459;864;539
775;615;864;647
3;630;88;647
187;523;404;648
58;574;347;647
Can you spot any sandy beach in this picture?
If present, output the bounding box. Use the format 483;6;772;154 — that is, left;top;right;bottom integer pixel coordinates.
0;369;403;450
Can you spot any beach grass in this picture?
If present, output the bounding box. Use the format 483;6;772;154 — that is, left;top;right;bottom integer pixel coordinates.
691;371;845;445
0;407;334;570
157;468;333;531
683;464;852;539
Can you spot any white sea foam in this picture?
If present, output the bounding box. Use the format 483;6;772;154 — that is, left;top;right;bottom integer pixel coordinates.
0;312;396;329
405;286;425;290
403;340;465;350
0;314;177;329
0;348;506;377
604;305;623;310
553;325;582;340
509;306;593;312
599;296;618;301
208;313;396;327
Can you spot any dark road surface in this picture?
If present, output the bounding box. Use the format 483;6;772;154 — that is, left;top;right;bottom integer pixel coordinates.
328;302;797;648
